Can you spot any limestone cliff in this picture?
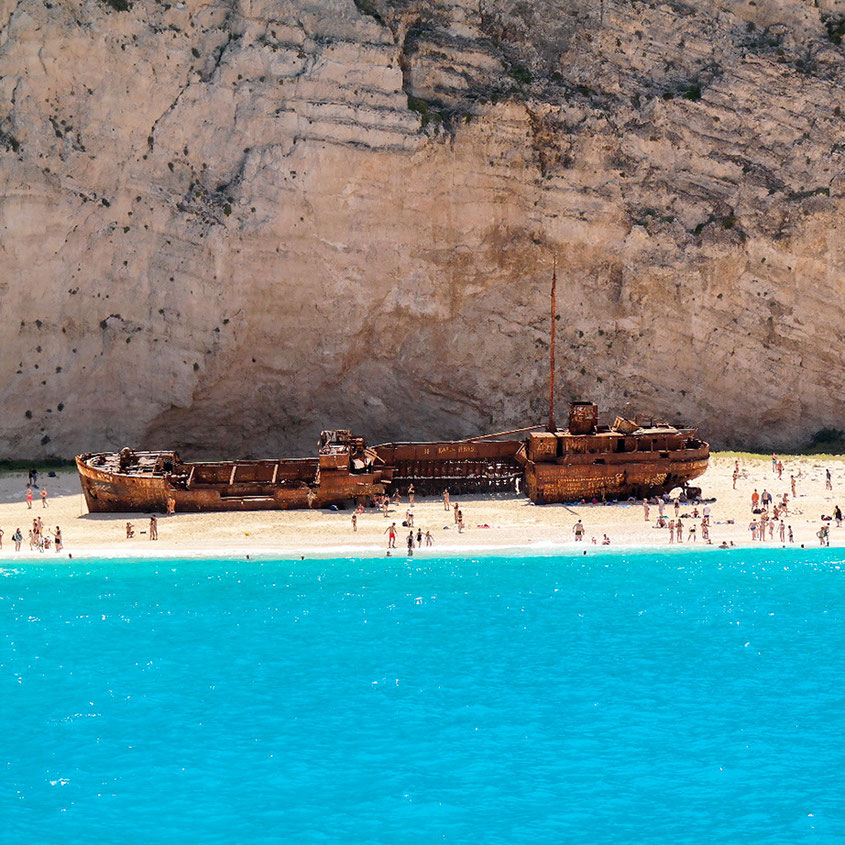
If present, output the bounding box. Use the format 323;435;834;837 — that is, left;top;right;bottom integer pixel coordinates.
1;0;844;457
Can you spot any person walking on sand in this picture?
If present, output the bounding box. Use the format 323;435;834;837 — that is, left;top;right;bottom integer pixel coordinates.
779;520;786;542
416;527;422;547
772;453;778;473
643;499;650;521
668;519;675;543
788;525;794;543
826;468;832;491
408;484;415;506
732;467;739;489
26;487;33;509
751;489;760;511
351;513;357;533
676;520;683;543
777;460;783;480
674;498;680;519
457;510;464;533
687;523;697;542
573;520;585;541
407;532;414;555
41;487;48;508
790;474;797;497
443;489;450;511
126;522;134;538
425;530;433;547
761;489;771;511
54;526;62;553
13;528;22;551
749;520;757;542
149;514;158;540
385;522;397;548
453;503;459;524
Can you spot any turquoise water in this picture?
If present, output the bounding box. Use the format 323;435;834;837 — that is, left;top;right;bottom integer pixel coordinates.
2;549;844;844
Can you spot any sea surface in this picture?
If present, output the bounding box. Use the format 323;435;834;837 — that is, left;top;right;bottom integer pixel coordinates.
2;548;844;844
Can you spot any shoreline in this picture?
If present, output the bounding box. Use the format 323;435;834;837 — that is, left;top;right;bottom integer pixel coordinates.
1;453;844;562
2;539;843;564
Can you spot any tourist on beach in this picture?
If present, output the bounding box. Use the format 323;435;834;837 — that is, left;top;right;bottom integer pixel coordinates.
26;488;33;509
777;460;783;479
416;527;422;547
602;534;610;545
768;520;774;540
761;489;771;511
701;521;710;543
385;522;397;548
0;527;3;549
772;453;778;473
732;468;739;489
407;532;414;554
351;513;357;532
54;526;63;553
126;522;134;538
702;503;710;524
790;474;797;497
149;514;158;540
382;498;389;517
453;503;459;524
408;484;415;506
425;530;433;547
749;520;757;541
674;498;680;518
834;505;842;527
457;510;464;533
826;469;832;490
788;525;794;543
41;487;48;508
406;510;414;528
779;521;786;542
642;499;649;521
573;520;584;541
28;468;38;487
751;489;760;511
658;499;665;518
443;489;450;510
166;497;176;515
675;520;683;542
687;523;696;542
668;519;675;542
13;528;22;551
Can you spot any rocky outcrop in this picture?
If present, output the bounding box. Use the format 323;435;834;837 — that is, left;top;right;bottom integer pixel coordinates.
1;0;844;457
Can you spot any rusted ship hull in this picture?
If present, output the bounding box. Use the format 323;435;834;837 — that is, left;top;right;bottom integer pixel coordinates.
522;447;710;504
76;448;391;514
372;440;522;495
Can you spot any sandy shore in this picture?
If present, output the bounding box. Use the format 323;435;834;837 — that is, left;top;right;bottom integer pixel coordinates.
1;454;844;560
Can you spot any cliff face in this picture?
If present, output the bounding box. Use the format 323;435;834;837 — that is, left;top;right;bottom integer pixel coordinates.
1;0;844;457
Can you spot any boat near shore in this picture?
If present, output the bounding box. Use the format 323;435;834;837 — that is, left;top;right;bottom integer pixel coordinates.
76;402;708;513
76;266;709;513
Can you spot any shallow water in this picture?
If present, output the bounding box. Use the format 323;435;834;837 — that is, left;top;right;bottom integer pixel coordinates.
2;548;844;843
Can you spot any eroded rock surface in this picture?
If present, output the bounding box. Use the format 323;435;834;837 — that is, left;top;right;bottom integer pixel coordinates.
1;0;844;457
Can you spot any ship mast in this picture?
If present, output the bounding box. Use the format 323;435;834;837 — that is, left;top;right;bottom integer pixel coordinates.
548;256;557;433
